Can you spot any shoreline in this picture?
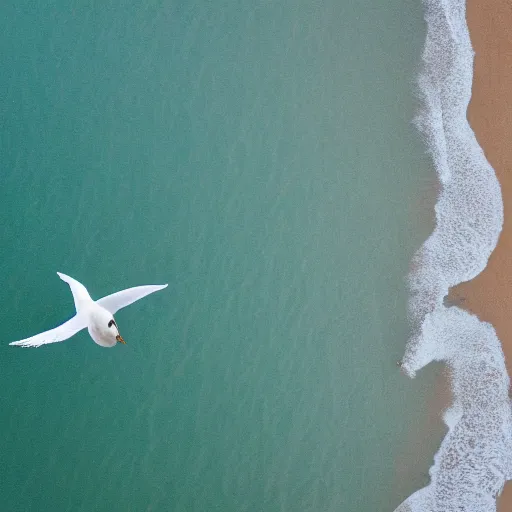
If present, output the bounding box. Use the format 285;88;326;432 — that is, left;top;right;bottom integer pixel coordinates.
448;0;512;508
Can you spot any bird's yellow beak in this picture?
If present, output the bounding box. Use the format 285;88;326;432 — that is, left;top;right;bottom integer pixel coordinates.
116;334;126;344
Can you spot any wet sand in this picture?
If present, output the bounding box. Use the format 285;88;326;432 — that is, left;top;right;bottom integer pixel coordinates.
448;1;512;508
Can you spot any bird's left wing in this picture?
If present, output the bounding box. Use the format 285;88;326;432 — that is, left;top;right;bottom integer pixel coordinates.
9;314;86;348
97;284;168;315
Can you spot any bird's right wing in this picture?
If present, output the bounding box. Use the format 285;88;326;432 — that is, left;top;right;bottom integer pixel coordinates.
9;315;86;348
97;284;168;315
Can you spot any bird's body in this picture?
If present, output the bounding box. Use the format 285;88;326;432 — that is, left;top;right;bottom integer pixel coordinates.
9;272;167;348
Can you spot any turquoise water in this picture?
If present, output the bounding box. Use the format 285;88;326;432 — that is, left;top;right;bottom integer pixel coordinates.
1;1;433;511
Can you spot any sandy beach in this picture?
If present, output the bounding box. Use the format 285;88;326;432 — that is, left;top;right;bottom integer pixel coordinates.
447;0;512;508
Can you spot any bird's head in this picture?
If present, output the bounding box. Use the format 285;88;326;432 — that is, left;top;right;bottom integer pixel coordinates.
87;308;126;348
108;318;125;344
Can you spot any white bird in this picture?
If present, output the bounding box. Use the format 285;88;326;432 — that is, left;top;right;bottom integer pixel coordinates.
9;272;168;348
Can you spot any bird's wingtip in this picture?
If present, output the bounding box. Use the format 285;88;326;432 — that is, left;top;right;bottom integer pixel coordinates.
56;272;72;282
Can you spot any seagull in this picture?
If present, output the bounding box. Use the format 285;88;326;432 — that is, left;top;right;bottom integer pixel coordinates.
9;272;168;348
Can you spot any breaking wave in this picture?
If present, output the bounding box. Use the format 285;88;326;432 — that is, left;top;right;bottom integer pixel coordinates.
395;0;512;510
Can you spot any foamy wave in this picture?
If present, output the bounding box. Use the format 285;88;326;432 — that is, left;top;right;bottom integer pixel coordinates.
395;0;512;510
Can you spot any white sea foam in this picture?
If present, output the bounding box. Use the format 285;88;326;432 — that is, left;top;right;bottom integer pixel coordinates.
395;0;512;510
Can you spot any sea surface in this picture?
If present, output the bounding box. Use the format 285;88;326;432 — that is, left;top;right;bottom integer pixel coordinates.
0;1;435;511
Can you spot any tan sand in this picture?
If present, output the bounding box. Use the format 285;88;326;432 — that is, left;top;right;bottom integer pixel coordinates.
447;1;512;509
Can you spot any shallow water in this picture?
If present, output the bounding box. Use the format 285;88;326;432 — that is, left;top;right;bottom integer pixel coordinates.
0;1;432;510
